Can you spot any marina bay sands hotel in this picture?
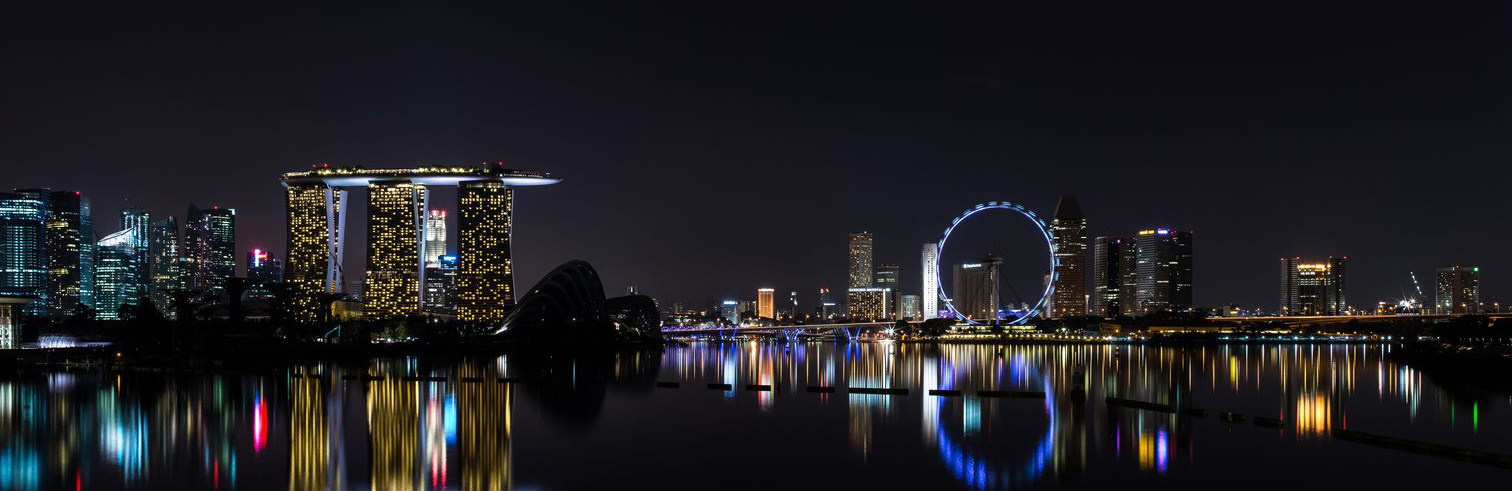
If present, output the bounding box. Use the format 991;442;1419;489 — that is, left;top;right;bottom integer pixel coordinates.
280;163;560;323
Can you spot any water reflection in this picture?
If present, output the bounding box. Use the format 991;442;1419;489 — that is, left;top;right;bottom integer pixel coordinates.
0;343;1507;489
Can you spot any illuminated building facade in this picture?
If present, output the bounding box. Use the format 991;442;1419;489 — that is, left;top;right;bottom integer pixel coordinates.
284;182;349;323
1435;266;1481;314
423;254;458;315
846;287;888;320
757;288;775;319
43;190;93;320
921;242;939;319
900;294;920;320
1091;236;1135;318
247;248;284;301
148;217;180;312
365;181;428;318
1049;195;1086;318
184;204;236;296
455;180;514;322
848;231;874;288
424;209;447;267
721;299;739;324
1134;228;1193;314
0;295;36;348
1;191;50;317
95;228;141;320
1280;257;1347;315
952;256;1001;321
119;208;152;305
281;164;558;324
819;287;836;318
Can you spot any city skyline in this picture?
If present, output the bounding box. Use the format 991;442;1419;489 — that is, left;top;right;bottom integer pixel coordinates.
4;3;1510;311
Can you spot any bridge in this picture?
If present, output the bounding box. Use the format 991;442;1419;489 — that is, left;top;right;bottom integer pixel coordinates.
660;322;896;340
1206;313;1512;326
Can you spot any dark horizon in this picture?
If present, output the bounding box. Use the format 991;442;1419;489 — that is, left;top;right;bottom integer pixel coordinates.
5;2;1509;310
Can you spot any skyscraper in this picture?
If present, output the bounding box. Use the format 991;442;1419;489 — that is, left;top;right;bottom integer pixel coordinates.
874;263;899;290
0;192;49;317
1435;266;1481;314
757;288;775;319
247;248;284;301
1049;195;1087;318
119;207;152;303
1133;228;1193;314
44;190;93;320
95;226;142;320
1091;237;1135;318
148;217;180;312
455;180;514;322
282;165;558;324
424;208;448;267
721;299;739;324
184;204;236;297
1280;257;1347;315
365;181;427;318
819;287;836;318
952;255;1001;321
284;181;349;323
423;254;458;315
848;232;874;288
921;242;939;319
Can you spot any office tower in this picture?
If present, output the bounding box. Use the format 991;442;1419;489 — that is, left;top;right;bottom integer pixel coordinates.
456;180;514;322
846;287;889;320
1049;195;1087;318
148;217;180;312
1279;256;1347;315
247;248;284;301
284;182;349;323
921;242;939;319
788;290;799;318
0;192;50;317
119;208;152;303
423;254;458;315
757;288;775;319
848;231;874;288
96;227;142;320
721;300;739;324
900;294;921;320
952;255;1002;321
43;190;93;319
1091;237;1136;318
184;204;236;296
819;287;836;318
1435;266;1481;314
1133;228;1193;314
424;209;447;266
875;263;900;290
365;181;428;318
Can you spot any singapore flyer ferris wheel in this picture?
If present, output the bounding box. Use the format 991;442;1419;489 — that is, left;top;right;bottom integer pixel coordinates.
935;201;1059;325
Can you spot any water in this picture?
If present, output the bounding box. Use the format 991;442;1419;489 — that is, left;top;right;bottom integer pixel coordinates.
2;342;1508;489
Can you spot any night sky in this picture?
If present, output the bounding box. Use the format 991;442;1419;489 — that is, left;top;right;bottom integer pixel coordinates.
4;2;1510;311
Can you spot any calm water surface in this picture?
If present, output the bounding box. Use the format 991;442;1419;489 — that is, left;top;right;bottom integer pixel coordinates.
2;342;1509;489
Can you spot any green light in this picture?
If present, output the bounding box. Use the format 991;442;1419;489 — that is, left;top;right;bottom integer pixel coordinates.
1473;403;1479;432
